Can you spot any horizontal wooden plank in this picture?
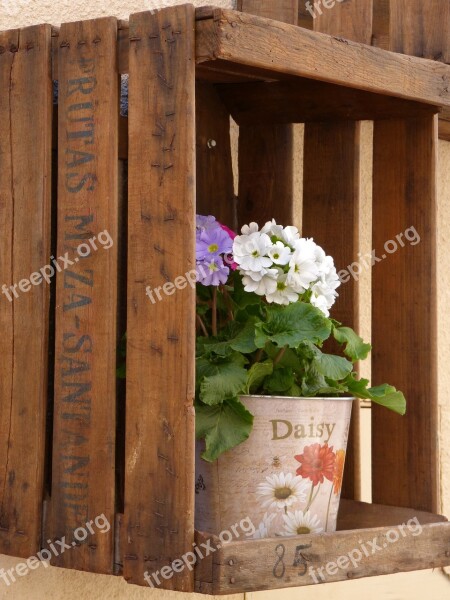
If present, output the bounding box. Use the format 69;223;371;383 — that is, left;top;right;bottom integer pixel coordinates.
195;519;450;594
195;9;450;107
218;80;439;124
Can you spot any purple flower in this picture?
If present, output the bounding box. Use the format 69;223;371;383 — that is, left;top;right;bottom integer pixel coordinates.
196;227;233;261
196;257;230;286
196;215;218;232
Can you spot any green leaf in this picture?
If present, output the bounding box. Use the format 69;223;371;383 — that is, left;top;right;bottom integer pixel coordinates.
116;363;126;379
199;358;248;406
314;352;353;381
367;384;406;415
333;326;371;361
245;360;273;394
345;375;406;415
196;397;254;462
255;302;331;349
206;319;258;356
264;367;295;394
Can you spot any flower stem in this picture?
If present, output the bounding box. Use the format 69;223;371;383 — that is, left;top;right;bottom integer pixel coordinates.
212;287;217;336
196;314;208;337
325;486;333;531
253;348;264;364
305;481;315;512
273;345;288;367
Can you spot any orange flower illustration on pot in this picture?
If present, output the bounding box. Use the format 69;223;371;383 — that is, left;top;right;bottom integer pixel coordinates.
333;449;346;495
295;443;336;486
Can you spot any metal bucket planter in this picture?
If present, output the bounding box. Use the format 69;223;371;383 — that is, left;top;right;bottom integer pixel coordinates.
195;395;353;538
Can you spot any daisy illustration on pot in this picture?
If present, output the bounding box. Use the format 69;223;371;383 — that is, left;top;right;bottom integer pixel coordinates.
256;472;309;511
295;442;336;512
282;510;323;536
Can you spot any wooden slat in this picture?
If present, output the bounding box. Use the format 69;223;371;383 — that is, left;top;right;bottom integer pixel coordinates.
195;9;450;107
195;520;450;593
372;116;438;511
303;122;361;501
50;17;119;573
237;1;297;229
237;0;299;24
314;0;373;45
302;0;373;502
440;107;450;141
337;499;447;530
388;0;450;62
196;82;235;228
218;80;439;124
0;25;52;558
123;6;196;591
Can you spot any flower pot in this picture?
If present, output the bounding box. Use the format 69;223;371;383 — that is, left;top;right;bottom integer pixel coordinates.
195;395;353;538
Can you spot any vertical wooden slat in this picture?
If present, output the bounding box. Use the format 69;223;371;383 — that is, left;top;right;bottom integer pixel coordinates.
237;1;298;227
303;0;373;501
372;116;438;511
314;0;373;44
237;0;299;24
372;0;441;512
388;0;449;62
0;25;52;558
123;6;196;591
196;81;235;228
50;17;118;573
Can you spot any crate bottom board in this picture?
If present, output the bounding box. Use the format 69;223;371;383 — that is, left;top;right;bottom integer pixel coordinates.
194;500;450;594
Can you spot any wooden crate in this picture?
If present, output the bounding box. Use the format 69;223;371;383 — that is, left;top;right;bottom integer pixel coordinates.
0;1;449;594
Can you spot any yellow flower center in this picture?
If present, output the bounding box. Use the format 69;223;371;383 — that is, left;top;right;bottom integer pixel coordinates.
274;486;292;500
208;243;219;253
297;526;311;535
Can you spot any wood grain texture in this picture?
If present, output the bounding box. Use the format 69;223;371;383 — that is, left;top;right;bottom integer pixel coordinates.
0;25;52;558
237;0;299;24
195;10;450;107
122;7;196;590
314;0;373;45
372;116;438;512
337;499;447;530
50;17;119;573
196;81;235;228
195;520;450;593
388;0;450;62
237;0;297;229
302;0;373;502
218;80;438;125
303;121;361;500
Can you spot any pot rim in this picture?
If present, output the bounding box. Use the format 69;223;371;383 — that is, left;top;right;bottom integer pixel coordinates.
239;394;355;402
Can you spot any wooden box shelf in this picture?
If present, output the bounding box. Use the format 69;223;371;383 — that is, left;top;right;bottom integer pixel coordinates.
0;2;449;594
195;501;450;594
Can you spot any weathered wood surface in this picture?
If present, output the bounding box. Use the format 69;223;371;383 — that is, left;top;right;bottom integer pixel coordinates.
218;80;438;124
302;0;374;502
196;81;235;228
237;0;299;24
387;0;450;63
195;9;450;107
0;25;52;558
337;499;447;530
314;0;373;45
195;520;450;594
50;17;119;573
236;0;296;229
122;6;196;591
372;116;438;512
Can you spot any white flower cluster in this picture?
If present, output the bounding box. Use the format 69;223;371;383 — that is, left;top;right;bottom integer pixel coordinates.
232;220;340;315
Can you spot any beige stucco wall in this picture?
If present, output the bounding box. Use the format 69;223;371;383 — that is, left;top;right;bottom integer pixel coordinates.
0;0;449;598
